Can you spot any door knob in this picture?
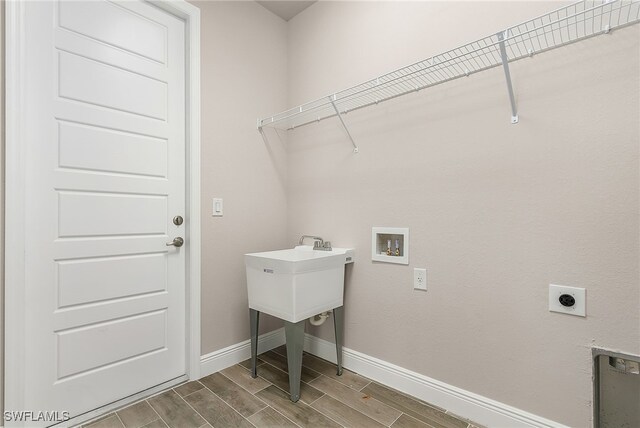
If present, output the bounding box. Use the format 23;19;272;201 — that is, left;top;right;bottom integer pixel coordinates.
166;237;184;247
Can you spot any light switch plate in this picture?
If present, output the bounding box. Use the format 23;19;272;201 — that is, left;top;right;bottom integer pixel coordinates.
549;284;586;317
212;198;223;217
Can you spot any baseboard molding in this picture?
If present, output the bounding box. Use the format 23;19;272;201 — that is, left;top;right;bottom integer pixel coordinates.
304;334;568;428
200;328;285;377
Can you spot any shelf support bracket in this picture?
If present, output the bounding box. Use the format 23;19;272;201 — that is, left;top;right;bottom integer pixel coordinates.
258;126;269;145
257;118;271;146
330;96;359;153
497;30;519;124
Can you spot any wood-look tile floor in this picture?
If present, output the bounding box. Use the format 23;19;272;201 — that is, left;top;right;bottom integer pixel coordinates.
84;346;482;428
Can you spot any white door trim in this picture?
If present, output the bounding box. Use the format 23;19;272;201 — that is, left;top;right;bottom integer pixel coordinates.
151;0;203;384
3;0;201;415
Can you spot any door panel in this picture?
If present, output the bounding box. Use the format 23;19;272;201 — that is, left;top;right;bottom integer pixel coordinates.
57;191;168;237
58;51;168;120
58;0;168;64
56;310;167;379
58;121;168;178
21;0;186;422
57;253;167;308
53;293;170;333
55;29;168;83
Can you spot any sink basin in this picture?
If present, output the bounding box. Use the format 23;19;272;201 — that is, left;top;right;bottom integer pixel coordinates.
245;245;354;323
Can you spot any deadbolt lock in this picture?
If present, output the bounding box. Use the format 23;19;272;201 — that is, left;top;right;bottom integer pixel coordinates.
173;215;184;226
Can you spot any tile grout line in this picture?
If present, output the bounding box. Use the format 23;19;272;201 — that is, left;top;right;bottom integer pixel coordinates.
200;379;269;419
244;401;269;420
401;412;440;428
110;398;163;428
244;405;269;426
367;381;471;428
146;398;169;427
367;379;450;415
112;411;126;428
252;366;295;400
256;359;333;405
271;386;345;428
262;349;354;387
310;405;348;428
308;375;358;414
246;361;344;428
246;372;287;410
177;386;205;400
240;365;306;428
243;410;259;428
115;385;189;428
271;347;286;357
389;412;403;427
261;404;304;428
237;362;255;373
253;382;272;395
359;380;372;392
173;389;215;428
276;359;324;384
308;390;352;428
219;366;273;396
310;374;405;427
302;353;368;391
306;392;326;407
146;398;163;423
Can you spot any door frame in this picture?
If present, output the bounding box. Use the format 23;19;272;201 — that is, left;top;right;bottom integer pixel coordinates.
4;0;201;417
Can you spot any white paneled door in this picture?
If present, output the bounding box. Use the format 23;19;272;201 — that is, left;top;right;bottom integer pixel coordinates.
20;0;186;422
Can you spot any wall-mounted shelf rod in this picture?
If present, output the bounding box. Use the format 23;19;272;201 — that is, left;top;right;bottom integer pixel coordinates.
329;95;359;153
497;30;519;124
257;0;640;146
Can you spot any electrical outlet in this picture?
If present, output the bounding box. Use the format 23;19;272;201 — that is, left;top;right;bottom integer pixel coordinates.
549;284;586;317
414;268;427;291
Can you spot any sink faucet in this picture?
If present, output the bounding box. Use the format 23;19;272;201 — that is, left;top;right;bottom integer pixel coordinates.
298;235;332;251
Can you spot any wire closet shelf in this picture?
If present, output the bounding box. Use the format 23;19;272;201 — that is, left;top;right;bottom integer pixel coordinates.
258;0;640;134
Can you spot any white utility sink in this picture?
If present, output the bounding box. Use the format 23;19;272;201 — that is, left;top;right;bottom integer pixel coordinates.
245;245;355;323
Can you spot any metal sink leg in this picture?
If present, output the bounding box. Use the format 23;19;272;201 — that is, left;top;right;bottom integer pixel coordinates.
333;306;344;376
285;320;305;402
249;309;259;378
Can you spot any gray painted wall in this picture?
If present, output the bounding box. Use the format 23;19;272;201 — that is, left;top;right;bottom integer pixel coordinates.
285;2;640;426
1;2;638;427
190;0;288;356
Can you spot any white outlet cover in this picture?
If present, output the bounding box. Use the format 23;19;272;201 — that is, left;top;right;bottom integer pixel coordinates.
549;284;586;317
414;268;427;291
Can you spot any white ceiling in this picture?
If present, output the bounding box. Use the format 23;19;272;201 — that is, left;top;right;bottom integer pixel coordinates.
257;1;317;21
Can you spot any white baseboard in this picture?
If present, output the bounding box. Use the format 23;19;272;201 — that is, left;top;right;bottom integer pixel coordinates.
200;328;285;377
303;334;568;428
